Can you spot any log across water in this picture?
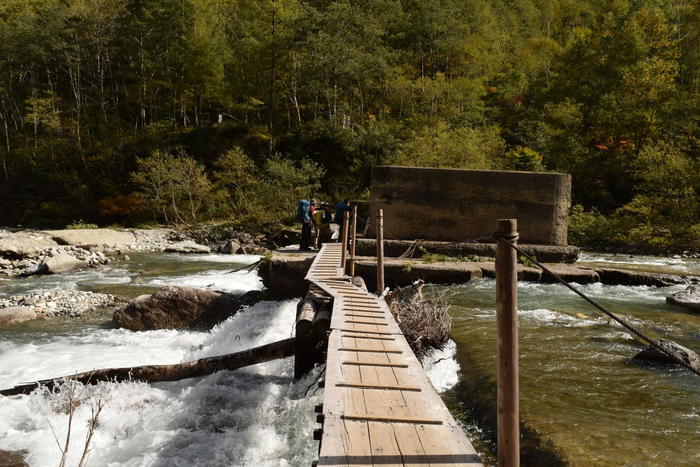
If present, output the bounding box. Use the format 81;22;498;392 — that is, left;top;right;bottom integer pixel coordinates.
0;338;296;396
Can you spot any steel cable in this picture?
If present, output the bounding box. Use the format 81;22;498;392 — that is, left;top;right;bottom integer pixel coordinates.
494;234;700;377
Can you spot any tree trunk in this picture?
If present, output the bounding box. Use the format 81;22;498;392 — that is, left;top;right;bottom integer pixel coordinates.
0;338;296;396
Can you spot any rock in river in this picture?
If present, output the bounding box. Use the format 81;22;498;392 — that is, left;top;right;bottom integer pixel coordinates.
37;252;86;274
634;339;700;374
0;306;37;325
666;285;700;312
164;240;211;254
113;286;260;331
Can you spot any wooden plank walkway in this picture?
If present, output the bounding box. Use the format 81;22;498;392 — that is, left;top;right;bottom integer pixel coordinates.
306;243;482;466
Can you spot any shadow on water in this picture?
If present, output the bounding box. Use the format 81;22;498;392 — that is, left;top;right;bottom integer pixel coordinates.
442;345;569;467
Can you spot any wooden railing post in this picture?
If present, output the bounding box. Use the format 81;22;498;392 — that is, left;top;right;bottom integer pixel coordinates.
376;209;385;293
349;205;357;276
341;211;350;272
495;218;520;467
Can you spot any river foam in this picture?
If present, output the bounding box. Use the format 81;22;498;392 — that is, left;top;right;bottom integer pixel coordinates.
0;300;321;466
0;254;321;466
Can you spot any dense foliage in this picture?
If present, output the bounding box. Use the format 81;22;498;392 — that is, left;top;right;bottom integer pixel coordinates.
0;0;698;251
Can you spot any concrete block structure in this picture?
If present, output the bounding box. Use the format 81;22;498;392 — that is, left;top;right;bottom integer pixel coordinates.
369;165;572;245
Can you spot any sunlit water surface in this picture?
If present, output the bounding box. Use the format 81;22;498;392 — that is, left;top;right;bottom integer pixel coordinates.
436;262;700;465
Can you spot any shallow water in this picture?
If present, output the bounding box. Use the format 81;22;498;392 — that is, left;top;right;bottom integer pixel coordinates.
437;276;700;466
578;251;700;277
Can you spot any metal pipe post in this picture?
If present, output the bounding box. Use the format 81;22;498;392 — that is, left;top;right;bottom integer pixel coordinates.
349;205;357;276
495;218;520;467
376;209;385;293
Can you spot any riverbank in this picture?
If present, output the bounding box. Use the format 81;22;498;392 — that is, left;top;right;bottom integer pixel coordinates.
0;226;272;278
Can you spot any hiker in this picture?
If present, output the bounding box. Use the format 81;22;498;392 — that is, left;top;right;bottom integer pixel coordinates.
335;199;351;225
314;203;333;248
296;199;313;251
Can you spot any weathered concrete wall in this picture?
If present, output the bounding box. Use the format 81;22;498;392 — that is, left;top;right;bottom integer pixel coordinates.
369;166;572;245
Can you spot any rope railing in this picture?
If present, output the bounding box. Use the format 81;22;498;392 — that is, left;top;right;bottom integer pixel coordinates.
493;233;700;377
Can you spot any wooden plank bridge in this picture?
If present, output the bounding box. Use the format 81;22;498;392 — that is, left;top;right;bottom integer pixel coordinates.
306;243;482;466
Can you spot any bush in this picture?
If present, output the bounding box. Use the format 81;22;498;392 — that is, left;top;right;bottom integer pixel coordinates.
500;146;545;171
131;149;213;226
568;205;615;248
66;220;99;230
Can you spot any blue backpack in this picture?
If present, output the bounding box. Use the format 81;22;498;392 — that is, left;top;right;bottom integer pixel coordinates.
296;199;310;222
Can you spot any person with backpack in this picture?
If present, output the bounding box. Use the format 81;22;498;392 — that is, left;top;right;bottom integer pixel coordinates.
313;203;333;248
296;199;313;251
334;199;351;226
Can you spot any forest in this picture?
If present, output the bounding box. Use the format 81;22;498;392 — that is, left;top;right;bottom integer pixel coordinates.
0;0;698;252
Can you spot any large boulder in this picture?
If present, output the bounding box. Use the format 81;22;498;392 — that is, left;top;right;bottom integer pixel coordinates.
0;232;57;259
666;285;700;311
222;240;241;254
113;286;259;331
0;306;37;325
165;240;211;254
43;228;136;249
633;339;700;374
37;252;86;274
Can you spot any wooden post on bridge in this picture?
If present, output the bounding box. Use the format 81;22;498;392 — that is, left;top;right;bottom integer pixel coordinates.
349;205;357;276
376;208;385;293
495;218;520;467
340;211;350;272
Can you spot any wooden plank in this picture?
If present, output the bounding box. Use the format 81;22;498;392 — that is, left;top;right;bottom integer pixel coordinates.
366;421;405;467
337;327;394;335
343;413;443;425
341;361;408;368
344;320;389;326
338;347;401;353
319;415;371;466
415;424;482;466
336;382;421;391
344;313;388;319
340;334;395;341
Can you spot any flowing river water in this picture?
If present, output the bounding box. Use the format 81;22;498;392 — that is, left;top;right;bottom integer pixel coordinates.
0;252;698;465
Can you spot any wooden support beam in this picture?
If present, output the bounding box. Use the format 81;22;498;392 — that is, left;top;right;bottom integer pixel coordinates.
341;211;350;273
495;218;520;467
376;208;385;294
349;205;357;276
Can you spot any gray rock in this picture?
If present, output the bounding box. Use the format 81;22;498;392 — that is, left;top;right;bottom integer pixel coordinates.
113;286;258;331
633;339;700;374
596;267;686;287
541;264;600;284
222;240;241;254
477;262;542;282
42;229;137;248
0;306;37;325
666;285;700;311
0;232;58;258
165;240;211;254
38;252;86;274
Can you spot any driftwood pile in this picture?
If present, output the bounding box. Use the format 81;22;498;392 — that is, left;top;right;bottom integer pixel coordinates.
385;280;451;356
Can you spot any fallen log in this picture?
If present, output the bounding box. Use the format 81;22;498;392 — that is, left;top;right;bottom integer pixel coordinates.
1;337;296;396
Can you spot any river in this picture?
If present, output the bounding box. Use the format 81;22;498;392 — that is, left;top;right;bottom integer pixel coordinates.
0;252;698;465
